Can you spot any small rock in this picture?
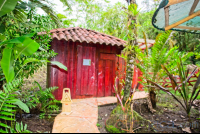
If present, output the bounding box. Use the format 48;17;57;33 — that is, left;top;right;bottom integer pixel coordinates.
105;114;107;117
178;111;182;114
180;115;185;119
174;119;177;122
182;127;191;133
175;124;183;128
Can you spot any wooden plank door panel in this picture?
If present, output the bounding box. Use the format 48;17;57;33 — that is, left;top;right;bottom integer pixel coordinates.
98;60;105;97
98;53;116;97
105;60;113;96
88;47;96;95
82;46;89;95
77;46;96;96
76;46;82;96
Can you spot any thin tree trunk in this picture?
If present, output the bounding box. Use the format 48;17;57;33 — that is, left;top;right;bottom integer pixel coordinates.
123;0;138;104
150;90;156;108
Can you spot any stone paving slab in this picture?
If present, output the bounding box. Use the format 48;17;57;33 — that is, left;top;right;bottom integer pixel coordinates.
97;97;117;106
97;91;148;106
52;98;99;133
52;91;148;133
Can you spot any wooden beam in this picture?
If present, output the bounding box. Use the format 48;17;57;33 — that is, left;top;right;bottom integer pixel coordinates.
175;26;200;31
165;10;200;31
164;7;169;27
189;0;199;15
166;0;188;6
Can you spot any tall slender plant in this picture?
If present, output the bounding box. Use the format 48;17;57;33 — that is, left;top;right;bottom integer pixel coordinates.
122;0;139;104
147;57;200;117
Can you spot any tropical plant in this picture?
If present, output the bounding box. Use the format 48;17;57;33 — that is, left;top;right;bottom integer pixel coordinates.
18;81;60;118
0;79;30;133
4;122;32;133
34;81;60;117
12;122;31;133
0;0;72;31
147;58;200;117
0;33;67;84
134;31;193;108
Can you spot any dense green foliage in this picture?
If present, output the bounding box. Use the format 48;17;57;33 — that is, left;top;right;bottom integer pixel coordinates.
0;0;69;133
134;31;193;107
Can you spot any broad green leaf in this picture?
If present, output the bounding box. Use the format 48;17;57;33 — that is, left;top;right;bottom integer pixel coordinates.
21;122;23;131
23;58;40;66
15;122;20;132
24;124;27;131
7;33;35;44
50;61;67;71
0;0;18;17
0;44;15;82
14;37;40;57
11;99;29;113
0;33;35;45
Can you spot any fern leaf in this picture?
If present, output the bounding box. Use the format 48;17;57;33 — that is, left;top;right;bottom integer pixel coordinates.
21;121;23;131
0;129;7;133
0;123;10;128
3;85;8;93
0;111;14;116
1;107;16;112
0;94;6;100
0;116;14;121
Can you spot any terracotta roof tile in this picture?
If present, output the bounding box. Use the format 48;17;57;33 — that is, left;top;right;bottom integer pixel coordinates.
58;32;66;40
38;27;155;48
47;27;126;46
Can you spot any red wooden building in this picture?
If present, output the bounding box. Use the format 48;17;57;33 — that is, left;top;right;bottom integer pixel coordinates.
46;27;126;100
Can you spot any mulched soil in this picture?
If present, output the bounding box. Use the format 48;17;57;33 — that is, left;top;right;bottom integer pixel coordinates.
16;114;55;133
98;104;117;133
97;94;200;133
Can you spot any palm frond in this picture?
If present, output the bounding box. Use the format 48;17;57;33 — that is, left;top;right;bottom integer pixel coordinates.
29;0;62;28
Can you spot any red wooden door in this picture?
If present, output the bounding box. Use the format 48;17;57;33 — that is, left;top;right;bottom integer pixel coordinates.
76;46;96;96
98;53;116;97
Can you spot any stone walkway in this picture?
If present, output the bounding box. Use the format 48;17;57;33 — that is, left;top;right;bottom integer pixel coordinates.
52;91;148;133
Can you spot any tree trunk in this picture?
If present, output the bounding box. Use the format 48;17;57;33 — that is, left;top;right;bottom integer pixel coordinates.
122;0;137;104
150;90;156;109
